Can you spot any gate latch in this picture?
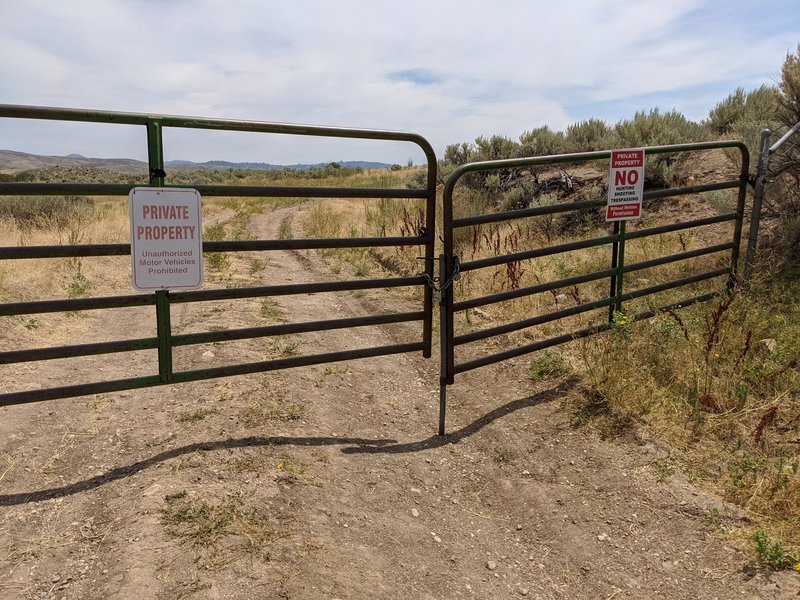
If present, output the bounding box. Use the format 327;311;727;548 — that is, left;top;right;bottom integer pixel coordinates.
422;256;460;303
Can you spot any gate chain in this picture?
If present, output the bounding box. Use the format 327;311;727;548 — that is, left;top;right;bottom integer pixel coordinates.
422;256;460;303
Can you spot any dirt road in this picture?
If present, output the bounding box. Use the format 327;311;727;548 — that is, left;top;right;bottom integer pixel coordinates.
1;203;798;599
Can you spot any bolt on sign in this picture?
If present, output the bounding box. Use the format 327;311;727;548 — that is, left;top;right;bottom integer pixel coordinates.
606;149;644;221
129;187;203;291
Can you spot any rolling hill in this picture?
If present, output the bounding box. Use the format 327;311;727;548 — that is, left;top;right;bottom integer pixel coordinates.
0;149;392;174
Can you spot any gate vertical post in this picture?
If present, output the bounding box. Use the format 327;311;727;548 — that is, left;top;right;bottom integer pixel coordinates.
608;221;620;322
438;253;448;436
743;129;771;284
147;118;174;381
155;291;174;381
421;157;437;359
614;221;627;315
440;166;457;436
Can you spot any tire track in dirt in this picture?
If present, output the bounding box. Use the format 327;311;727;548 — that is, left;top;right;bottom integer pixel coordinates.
1;201;798;599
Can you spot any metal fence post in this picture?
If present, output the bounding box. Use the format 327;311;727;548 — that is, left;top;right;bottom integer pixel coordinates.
438;254;448;436
608;221;620;322
614;221;627;315
146;119;166;186
744;129;772;283
155;290;173;381
147;119;173;381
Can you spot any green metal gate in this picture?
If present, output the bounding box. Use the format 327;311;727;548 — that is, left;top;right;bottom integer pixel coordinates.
437;141;751;433
1;105;764;439
0;105;437;406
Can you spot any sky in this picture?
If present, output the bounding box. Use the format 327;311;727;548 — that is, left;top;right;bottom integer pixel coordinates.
1;0;798;166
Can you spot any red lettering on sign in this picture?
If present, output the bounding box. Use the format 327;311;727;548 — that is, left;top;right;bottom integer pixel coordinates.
611;150;644;168
615;170;639;186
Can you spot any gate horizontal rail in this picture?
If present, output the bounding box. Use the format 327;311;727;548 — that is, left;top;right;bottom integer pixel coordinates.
451;180;739;228
1;342;424;406
452;242;734;313
0;183;430;199
0;104;437;406
452;268;730;350
0;237;428;260
0;311;426;365
453;290;722;375
438;140;750;433
0;276;426;316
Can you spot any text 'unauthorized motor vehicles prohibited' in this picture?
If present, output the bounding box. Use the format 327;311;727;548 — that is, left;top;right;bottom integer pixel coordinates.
129;187;203;291
606;149;644;222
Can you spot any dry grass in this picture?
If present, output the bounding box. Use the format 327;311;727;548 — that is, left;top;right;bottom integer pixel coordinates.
0;197;130;303
160;489;285;561
571;272;800;559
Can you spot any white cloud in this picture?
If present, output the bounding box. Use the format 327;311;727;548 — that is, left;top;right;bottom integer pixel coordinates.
1;0;797;163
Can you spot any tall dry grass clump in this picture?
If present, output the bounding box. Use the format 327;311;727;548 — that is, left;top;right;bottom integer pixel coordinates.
0;196;132;303
572;271;800;559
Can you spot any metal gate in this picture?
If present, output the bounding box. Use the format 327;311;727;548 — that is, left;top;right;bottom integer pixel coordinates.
0;105;765;438
0;105;437;406
438;141;750;433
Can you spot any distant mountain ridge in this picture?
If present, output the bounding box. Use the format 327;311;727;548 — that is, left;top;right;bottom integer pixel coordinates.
0;149;392;174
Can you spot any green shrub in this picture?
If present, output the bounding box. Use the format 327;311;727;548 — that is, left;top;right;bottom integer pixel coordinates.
302;202;343;239
708;85;779;173
473;135;521;161
529;350;570;382
500;180;539;211
615;108;705;186
768;44;800;263
564;119;617;152
443;142;474;166
67;270;93;298
753;529;799;570
519;126;566;157
0;195;95;227
203;222;231;271
707;87;748;135
616;108;703;148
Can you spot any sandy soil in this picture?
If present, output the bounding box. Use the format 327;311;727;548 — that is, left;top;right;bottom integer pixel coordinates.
1;202;798;599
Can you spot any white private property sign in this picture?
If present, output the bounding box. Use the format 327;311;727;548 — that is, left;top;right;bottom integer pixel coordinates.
129;187;203;291
606;149;645;222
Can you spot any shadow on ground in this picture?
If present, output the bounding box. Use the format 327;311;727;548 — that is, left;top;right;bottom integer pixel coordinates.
0;384;570;506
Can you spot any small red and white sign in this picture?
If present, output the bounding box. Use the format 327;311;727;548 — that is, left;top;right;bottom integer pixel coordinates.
606;149;645;221
129;187;203;291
